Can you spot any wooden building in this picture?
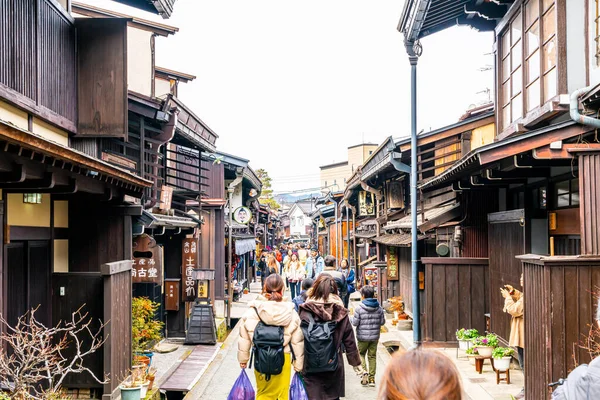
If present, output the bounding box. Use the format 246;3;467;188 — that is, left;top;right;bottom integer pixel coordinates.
400;0;600;398
0;0;195;397
344;107;496;323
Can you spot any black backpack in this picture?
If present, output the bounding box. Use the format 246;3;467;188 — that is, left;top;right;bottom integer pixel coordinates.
249;308;294;381
301;313;338;373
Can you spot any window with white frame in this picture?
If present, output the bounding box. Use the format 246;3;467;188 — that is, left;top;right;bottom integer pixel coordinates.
499;0;557;132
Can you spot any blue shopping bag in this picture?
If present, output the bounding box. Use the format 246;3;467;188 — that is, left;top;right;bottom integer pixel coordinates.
227;369;255;400
289;373;309;400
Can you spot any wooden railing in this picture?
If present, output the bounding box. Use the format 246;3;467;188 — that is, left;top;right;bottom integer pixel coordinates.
0;0;76;131
421;258;490;344
101;260;133;400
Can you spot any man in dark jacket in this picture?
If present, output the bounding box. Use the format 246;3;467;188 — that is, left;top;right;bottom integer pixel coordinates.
292;278;313;311
352;285;385;387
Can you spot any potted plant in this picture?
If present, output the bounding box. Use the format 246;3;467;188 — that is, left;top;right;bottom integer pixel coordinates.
456;328;479;350
120;378;142;400
147;367;157;391
465;347;478;365
472;333;498;357
132;297;164;364
388;296;412;330
492;347;515;371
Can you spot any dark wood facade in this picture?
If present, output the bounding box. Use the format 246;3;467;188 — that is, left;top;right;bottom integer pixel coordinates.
422;258;490;344
521;255;600;400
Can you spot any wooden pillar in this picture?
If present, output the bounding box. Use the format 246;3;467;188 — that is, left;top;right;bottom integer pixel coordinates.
577;150;600;255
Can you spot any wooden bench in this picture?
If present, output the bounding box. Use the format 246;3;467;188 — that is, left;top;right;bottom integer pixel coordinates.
474;355;495;374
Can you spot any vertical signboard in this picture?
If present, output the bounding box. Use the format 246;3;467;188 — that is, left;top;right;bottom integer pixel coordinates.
159;186;173;211
387;247;399;281
182;237;198;301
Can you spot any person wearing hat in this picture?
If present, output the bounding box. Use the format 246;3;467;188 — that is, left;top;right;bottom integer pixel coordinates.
304;247;324;279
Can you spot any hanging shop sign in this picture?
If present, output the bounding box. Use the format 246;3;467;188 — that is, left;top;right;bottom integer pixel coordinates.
358;191;376;216
182;237;198;301
159;185;173;211
387;247;399;281
387;181;404;210
132;234;163;284
233;206;252;225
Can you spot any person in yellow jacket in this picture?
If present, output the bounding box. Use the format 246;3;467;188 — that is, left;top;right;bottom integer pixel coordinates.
501;273;524;399
238;274;304;399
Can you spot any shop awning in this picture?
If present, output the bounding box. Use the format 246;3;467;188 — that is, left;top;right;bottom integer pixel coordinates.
384;202;461;233
143;211;199;229
235;237;257;255
372;233;426;247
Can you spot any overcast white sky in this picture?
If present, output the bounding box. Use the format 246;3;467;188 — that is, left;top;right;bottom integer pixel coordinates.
85;0;494;193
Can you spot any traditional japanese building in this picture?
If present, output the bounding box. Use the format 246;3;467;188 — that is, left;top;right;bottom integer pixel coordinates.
0;0;197;397
400;0;600;397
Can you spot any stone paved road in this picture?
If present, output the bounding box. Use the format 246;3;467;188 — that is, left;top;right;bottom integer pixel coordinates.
186;287;387;399
190;322;386;399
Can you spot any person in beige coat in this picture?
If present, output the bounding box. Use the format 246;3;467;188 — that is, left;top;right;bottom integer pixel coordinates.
238;274;304;399
501;273;524;399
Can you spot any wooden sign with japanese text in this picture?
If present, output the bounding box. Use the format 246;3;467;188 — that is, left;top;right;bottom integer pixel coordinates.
132;234;162;283
165;279;180;311
159;185;173;211
387;247;399;281
182;237;198;301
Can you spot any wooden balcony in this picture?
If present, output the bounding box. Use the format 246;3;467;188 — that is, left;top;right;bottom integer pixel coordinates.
0;0;77;131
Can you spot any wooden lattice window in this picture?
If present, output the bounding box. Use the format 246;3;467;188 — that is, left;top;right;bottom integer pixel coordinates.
499;0;557;131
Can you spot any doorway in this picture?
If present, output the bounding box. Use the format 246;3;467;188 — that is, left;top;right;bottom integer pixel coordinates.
5;241;51;328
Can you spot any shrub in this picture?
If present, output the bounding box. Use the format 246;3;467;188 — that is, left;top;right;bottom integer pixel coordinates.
456;328;479;340
465;347;479;355
132;297;164;353
472;333;499;348
492;347;515;359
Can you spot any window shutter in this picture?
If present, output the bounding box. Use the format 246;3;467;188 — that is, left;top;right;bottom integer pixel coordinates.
76;18;128;138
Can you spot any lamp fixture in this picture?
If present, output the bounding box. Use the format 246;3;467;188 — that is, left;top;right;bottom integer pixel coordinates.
23;193;42;204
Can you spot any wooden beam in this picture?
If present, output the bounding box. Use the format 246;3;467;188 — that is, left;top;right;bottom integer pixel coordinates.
533;143;600;159
480;124;592;165
0;162;26;183
486;168;550;179
0;172;54;189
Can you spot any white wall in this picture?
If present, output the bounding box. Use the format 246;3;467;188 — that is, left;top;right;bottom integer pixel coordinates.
289;206;308;235
155;77;171;97
566;0;587;92
128;27;153;96
589;0;600;86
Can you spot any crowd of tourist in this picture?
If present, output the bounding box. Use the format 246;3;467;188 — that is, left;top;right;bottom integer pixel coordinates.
236;243;465;400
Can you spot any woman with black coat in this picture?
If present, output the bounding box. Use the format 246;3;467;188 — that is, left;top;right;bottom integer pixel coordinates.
299;273;364;400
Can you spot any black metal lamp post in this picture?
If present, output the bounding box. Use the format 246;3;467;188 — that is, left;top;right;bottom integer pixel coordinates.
184;268;217;345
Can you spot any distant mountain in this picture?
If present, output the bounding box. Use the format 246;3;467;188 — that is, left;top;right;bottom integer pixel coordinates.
275;192;321;205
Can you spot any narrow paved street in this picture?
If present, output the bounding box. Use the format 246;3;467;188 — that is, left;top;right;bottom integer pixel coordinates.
190;323;386;400
186;285;387;399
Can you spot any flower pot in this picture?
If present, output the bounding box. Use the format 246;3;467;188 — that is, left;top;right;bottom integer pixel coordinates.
458;339;470;351
475;346;493;357
135;355;151;367
396;319;412;331
140;382;150;399
120;386;142;400
494;356;512;371
467;355;477;366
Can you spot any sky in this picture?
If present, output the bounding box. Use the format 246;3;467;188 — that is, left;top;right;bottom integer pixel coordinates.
83;0;494;194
